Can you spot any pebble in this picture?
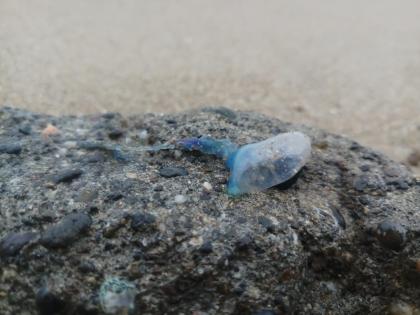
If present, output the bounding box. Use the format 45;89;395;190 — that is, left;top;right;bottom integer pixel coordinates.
40;212;92;248
388;301;413;315
78;260;97;274
199;241;213;254
51;168;83;184
99;277;137;315
353;174;386;192
130;212;156;231
159;166;188;178
174;194;187;204
108;128;124;140
407;149;420;166
36;286;66;315
375;220;407;251
202;182;213;191
18;124;32;135
0;231;37;257
0;142;22;155
236;235;253;250
258;216;276;233
41;124;60;138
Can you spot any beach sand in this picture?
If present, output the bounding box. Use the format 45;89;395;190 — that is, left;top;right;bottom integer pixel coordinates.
1;0;419;173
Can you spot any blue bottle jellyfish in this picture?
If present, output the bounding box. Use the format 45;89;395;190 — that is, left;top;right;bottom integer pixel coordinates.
179;132;311;196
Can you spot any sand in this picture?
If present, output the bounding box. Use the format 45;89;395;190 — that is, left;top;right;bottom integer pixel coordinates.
1;0;419;173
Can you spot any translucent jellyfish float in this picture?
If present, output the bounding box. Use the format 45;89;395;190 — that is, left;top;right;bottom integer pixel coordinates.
179;132;311;196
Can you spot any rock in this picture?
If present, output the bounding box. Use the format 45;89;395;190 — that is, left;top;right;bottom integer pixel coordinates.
375;220;407;251
107;128;124;140
0;142;22;154
174;194;187;204
388;301;413;315
0;232;37;257
18;125;32;135
375;220;407;250
353;173;386;192
258;216;275;233
40;213;92;248
78;260;97;274
407;149;420;166
159;166;188;178
99;277;137;315
130;212;156;231
51;168;83;184
198;241;213;254
35;286;66;315
0;107;419;315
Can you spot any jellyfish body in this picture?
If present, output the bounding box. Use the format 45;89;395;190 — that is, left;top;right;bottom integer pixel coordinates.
179;132;311;196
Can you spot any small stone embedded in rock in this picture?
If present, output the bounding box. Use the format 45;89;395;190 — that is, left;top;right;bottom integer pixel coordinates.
130;212;156;231
388;301;414;315
0;142;22;155
18;124;32;135
51;168;83;184
375;220;407;251
99;277;137;315
108;128;125;140
202;181;213;191
258;216;276;233
174;194;187;204
199;241;213;254
36;286;66;315
0;231;37;257
159;166;188;178
40;212;92;248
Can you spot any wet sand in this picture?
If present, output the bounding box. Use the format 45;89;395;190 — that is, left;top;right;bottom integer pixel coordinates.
1;0;419;173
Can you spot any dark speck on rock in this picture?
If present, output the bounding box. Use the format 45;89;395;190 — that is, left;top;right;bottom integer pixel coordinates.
159;166;188;178
40;212;92;248
78;260;97;274
130;212;156;231
236;235;253;251
108;128;124;140
36;286;66;315
0;142;22;154
51;168;83;184
360;164;370;172
375;220;407;251
0;231;37;257
199;241;213;254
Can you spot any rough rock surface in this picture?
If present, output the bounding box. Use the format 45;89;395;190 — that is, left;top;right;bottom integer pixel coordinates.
0;106;419;315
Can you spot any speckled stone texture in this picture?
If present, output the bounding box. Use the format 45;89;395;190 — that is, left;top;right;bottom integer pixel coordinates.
0;106;419;315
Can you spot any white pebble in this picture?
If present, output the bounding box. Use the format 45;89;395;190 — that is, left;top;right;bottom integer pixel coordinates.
202;182;213;191
174;194;187;204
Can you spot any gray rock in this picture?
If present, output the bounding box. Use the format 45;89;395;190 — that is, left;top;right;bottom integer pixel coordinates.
0;142;22;154
50;168;83;184
0;231;37;257
375;220;407;251
0;106;419;315
159;166;188;178
40;213;92;248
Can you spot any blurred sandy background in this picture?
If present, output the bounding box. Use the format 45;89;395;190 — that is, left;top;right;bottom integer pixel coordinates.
1;0;419;173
